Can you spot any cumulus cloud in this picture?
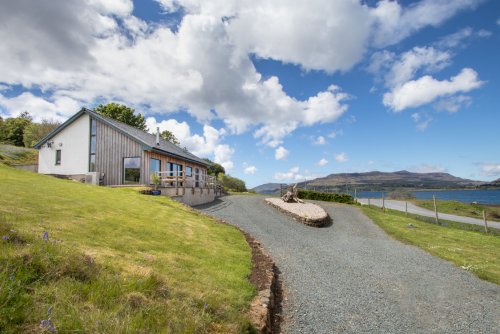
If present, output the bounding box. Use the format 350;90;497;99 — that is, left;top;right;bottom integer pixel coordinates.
313;136;326;145
318;158;328;167
275;146;289;161
335;152;348;163
371;0;484;47
408;164;448;173
383;68;483;112
434;95;472;113
411;113;433;131
243;165;257;175
145;116;234;169
481;163;500;177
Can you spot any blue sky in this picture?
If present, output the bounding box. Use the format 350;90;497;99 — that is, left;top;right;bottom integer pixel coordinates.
0;0;499;187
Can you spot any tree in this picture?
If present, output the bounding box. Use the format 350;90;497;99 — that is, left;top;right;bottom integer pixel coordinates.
203;158;225;177
1;112;32;146
94;103;147;131
160;130;180;145
218;173;247;192
23;119;61;148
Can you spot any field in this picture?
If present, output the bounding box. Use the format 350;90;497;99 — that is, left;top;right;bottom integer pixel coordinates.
362;206;500;284
413;199;500;222
0;164;255;333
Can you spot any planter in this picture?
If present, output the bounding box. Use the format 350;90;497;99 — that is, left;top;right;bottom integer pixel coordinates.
151;190;161;196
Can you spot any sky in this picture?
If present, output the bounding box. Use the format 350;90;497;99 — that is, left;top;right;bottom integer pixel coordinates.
0;0;499;188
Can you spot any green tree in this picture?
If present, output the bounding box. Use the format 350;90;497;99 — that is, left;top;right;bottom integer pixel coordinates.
218;174;247;192
160;130;180;145
1;112;32;146
94;103;147;131
203;158;225;177
23;119;61;148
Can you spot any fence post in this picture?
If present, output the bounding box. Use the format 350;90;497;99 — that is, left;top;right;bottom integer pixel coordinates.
382;193;385;212
483;210;489;233
405;201;408;217
354;188;357;203
175;172;179;196
433;195;440;225
368;198;371;208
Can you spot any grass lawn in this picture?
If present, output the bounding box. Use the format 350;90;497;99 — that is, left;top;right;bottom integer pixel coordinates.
362;206;500;285
413;199;500;222
0;144;38;166
0;164;255;333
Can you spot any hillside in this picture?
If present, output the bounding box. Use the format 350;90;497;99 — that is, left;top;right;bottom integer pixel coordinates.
0;164;254;333
252;183;282;195
0;144;38;166
253;170;488;194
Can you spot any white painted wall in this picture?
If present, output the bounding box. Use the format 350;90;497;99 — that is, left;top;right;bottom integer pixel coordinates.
38;114;90;175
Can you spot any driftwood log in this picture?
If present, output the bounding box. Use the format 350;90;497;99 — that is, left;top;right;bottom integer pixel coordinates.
281;183;304;203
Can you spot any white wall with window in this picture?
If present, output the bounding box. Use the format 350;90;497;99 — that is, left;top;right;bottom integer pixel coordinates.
38;114;90;175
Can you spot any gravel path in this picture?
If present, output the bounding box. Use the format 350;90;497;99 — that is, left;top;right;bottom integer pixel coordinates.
357;198;500;229
197;195;500;333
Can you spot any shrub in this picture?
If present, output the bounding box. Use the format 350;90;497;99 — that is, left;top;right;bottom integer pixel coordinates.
298;189;354;204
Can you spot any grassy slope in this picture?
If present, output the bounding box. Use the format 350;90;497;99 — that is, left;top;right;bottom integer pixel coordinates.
0;144;38;166
362;206;500;285
0;164;255;333
413;199;500;222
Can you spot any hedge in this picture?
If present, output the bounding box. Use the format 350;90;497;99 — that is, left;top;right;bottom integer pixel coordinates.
298;189;354;204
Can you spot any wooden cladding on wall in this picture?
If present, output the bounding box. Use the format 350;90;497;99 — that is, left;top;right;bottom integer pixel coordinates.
144;151;207;185
94;119;144;186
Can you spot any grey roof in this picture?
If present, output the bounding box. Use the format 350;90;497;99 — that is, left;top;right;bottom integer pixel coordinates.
35;107;210;167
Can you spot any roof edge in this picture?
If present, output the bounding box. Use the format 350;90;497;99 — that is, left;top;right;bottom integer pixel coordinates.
33;108;88;149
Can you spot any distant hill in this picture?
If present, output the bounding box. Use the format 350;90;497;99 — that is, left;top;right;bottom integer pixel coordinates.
479;178;500;189
0;144;38;166
252;183;282;195
253;170;490;194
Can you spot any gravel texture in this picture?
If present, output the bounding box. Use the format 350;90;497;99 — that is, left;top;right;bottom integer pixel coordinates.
197;195;500;334
265;198;328;226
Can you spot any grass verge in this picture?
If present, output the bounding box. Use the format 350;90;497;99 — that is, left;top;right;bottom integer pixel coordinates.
362;206;500;285
0;164;255;333
413;199;500;222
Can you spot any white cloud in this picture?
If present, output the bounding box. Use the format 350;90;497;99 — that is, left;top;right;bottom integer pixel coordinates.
335;152;348;163
313;136;326;145
371;0;484;47
481;163;500;177
275;146;289;161
497;18;500;26
327;129;343;138
383;68;483;112
145;116;233;169
274;166;312;182
243;165;257;175
408;164;448;173
477;29;492;38
434;95;472;113
411;113;433;131
318;158;328;167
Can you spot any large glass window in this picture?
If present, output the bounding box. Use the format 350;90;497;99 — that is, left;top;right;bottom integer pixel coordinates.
185;166;192;177
149;158;161;184
89;118;97;172
124;157;141;184
195;168;200;187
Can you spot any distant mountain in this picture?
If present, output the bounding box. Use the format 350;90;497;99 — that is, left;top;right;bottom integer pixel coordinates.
253;171;489;194
252;183;282;195
479;178;500;188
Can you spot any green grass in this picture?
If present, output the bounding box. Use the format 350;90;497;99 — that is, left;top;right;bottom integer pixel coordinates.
413;199;500;222
0;144;38;166
0;164;255;333
362;206;500;285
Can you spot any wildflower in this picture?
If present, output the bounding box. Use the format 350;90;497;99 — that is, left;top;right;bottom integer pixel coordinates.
42;231;49;241
2;235;9;241
40;306;57;332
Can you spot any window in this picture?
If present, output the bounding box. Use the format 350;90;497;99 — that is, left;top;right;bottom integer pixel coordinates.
55;150;61;165
124;157;141;184
89;118;97;172
195;168;200;187
185;166;192;177
149;158;161;184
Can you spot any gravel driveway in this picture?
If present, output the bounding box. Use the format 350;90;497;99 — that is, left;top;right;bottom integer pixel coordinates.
197;195;500;333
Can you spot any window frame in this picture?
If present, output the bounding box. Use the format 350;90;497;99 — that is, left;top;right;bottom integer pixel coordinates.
149;158;161;184
89;118;97;172
55;150;61;165
123;157;141;184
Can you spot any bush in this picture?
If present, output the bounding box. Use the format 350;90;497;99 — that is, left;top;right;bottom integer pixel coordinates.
387;189;415;200
298;189;354;204
217;173;247;192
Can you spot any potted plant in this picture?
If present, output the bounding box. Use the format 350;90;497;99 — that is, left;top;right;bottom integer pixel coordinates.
151;173;162;195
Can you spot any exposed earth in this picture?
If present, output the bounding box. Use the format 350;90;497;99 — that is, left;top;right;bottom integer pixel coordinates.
197;195;500;333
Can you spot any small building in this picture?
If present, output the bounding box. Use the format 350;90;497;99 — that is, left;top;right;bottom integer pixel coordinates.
34;108;217;205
